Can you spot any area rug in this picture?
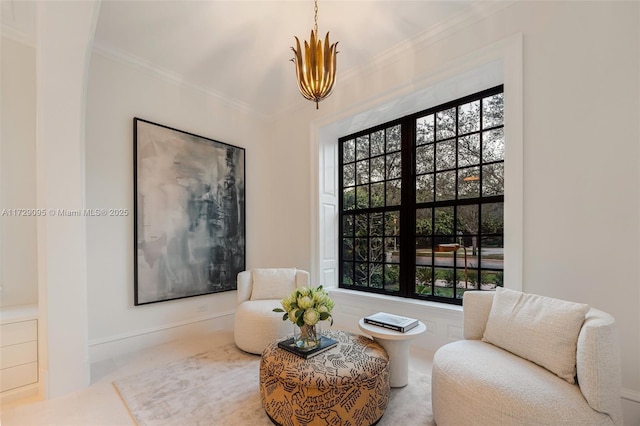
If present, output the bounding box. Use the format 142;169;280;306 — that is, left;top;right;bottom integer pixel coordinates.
113;342;434;426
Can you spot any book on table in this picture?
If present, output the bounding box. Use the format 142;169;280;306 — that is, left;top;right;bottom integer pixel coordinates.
364;312;419;333
277;336;338;359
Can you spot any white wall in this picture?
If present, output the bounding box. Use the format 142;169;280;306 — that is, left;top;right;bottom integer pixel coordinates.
0;37;38;308
84;51;280;361
269;1;640;421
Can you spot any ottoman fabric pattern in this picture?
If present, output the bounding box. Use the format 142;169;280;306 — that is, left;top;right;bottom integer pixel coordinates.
260;330;390;426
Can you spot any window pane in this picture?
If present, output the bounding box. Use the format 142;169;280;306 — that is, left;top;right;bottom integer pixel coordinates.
458;100;480;135
435;171;456;201
386;152;402;179
356;160;369;184
416;266;433;295
458;134;480;167
434;206;454;235
355;214;368;236
461;268;479;290
416;237;432;265
342;262;354;285
356;136;369;160
436;108;456;140
416;174;434;203
457;205;479;236
481;203;504;234
342;238;354;260
416;114;435;145
385;211;400;236
343;187;355;210
357;185;369;208
481;270;503;289
483;128;504;162
483;93;504;128
355;263;368;286
371;130;385;156
480;236;503;271
370;264;383;288
355;238;368;261
458;244;478;268
416;144;434;174
385;237;399;263
386;125;401;152
482;163;504;196
370;182;385;208
370;156;385;183
458;166;481;199
435;139;456;171
416;208;432;235
343;139;355;163
342;215;354;236
384;264;400;291
386;179;401;205
370;238;384;263
434;267;454;296
370;212;383;236
343;163;355;186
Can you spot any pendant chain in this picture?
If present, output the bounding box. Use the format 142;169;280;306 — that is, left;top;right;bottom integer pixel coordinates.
313;0;318;36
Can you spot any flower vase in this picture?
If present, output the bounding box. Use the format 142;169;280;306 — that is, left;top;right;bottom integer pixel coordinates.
294;322;322;350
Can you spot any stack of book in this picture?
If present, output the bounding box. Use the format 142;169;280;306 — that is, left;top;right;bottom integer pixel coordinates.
277;336;338;359
364;312;419;333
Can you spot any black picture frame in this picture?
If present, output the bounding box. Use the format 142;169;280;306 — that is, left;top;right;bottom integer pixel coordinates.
133;118;245;305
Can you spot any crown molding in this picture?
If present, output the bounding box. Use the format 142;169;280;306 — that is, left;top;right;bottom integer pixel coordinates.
91;42;269;122
1;24;36;48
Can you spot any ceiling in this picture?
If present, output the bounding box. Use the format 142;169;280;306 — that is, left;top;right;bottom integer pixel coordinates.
2;0;484;118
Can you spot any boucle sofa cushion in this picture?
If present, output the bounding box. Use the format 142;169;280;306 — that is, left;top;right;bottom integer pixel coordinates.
250;268;296;300
482;287;589;384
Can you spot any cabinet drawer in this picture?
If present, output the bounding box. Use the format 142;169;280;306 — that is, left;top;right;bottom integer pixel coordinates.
0;341;37;369
0;362;38;392
1;320;37;347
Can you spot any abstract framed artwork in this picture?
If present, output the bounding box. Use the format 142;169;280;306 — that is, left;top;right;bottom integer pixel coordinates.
133;118;245;305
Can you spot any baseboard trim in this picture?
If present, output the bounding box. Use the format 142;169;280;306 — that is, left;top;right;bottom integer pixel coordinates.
622;387;640;403
88;310;235;363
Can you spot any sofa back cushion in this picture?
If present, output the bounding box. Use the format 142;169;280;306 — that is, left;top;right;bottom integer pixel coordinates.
250;268;297;300
482;287;589;384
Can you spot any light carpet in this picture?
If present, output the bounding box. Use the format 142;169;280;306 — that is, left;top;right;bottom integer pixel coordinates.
114;342;434;426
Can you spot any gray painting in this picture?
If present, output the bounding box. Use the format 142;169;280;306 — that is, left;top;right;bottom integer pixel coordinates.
134;118;245;305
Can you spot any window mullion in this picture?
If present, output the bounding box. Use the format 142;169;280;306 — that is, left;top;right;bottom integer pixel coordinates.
399;117;415;298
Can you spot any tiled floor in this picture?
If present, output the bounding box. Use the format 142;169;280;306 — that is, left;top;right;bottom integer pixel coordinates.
1;330;434;426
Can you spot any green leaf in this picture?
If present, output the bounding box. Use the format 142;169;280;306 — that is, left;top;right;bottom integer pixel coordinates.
296;317;305;327
273;308;284;312
319;312;329;320
295;309;304;320
282;313;289;321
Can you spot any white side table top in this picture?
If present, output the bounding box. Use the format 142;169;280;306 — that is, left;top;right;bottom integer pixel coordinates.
358;318;427;340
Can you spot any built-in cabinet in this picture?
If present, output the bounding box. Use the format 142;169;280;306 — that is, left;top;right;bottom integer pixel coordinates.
0;306;38;395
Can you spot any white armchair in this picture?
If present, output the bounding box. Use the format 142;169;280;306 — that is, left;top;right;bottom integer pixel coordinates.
432;288;623;425
234;268;310;354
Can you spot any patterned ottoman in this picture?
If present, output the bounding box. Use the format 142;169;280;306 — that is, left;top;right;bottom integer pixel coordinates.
260;329;390;426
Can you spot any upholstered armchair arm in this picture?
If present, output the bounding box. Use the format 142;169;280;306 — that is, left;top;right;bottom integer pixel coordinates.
462;291;495;340
294;270;310;288
576;308;623;425
236;270;252;304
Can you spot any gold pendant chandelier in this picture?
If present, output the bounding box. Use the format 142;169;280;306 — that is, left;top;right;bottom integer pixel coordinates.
291;0;338;109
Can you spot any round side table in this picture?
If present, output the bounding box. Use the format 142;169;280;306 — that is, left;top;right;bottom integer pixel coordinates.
358;318;427;387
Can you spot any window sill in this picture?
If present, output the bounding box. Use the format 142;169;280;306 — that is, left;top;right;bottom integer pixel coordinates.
328;288;463;316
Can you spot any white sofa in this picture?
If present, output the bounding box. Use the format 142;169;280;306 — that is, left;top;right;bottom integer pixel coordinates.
432;289;622;425
234;268;309;354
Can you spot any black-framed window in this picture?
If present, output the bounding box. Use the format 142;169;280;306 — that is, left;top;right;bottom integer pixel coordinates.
339;86;504;305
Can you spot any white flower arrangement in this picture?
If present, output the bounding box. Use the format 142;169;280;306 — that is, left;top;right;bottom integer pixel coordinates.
273;286;334;327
